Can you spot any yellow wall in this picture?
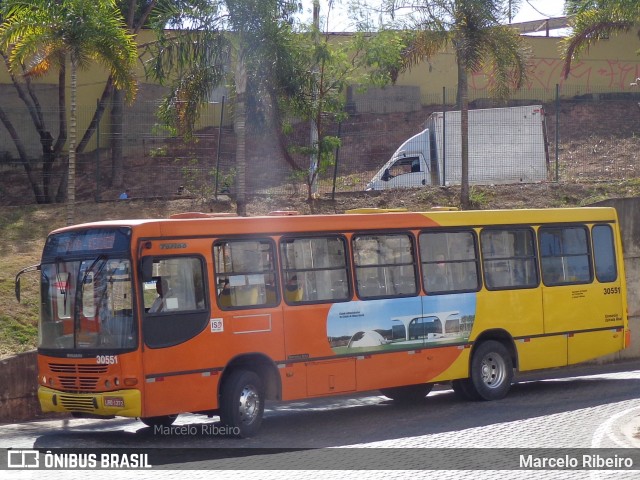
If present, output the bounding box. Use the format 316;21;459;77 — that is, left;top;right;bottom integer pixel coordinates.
397;30;640;100
1;27;638;154
3;27;639;104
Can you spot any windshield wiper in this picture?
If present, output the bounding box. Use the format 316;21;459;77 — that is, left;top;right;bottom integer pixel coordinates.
54;256;70;314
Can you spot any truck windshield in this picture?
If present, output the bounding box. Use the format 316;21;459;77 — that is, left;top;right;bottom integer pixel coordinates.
39;257;136;351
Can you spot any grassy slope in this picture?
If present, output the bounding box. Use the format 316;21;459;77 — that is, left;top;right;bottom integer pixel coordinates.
0;199;192;358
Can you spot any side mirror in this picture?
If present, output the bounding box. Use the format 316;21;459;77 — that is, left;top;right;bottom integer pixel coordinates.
15;264;40;303
381;168;391;181
141;257;154;282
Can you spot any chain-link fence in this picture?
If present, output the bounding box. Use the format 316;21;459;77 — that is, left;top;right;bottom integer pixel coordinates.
1;85;639;205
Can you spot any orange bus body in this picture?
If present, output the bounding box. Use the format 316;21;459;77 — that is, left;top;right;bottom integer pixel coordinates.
31;208;629;436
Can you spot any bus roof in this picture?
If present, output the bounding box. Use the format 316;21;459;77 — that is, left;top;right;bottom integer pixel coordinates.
48;207;618;238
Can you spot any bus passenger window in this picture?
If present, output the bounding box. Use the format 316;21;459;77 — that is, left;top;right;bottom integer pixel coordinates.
539;226;591;286
481;228;538;290
214;239;278;309
353;233;417;299
420;231;479;294
592;225;617;283
280;236;350;304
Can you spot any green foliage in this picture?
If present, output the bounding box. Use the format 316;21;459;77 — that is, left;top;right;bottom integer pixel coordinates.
0;0;138;101
277;14;413;199
0;316;37;348
179;158;235;208
562;0;640;78
355;30;418;85
149;145;168;157
468;186;490;208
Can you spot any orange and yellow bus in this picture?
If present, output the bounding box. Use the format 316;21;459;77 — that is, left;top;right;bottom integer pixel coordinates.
16;207;630;437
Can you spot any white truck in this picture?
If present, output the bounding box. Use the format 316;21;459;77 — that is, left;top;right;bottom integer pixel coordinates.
365;105;549;190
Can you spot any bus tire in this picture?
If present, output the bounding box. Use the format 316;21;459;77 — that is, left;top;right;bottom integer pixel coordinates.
469;340;513;401
220;370;265;438
380;383;433;403
140;414;178;428
451;379;481;401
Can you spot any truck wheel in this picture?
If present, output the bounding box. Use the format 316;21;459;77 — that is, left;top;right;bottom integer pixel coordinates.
380;383;433;403
469;340;513;401
220;370;265;438
140;414;178;428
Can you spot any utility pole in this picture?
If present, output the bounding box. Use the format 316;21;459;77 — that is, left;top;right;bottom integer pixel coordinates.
310;0;320;197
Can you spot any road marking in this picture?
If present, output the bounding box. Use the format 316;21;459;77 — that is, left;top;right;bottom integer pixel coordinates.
590;404;640;448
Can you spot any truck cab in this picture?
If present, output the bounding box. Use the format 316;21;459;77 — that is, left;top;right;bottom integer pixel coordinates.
366;130;431;191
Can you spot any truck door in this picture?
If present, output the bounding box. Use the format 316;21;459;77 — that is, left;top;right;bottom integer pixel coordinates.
382;155;429;189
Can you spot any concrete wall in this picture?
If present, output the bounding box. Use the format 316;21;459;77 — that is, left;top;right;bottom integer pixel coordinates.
0;350;41;423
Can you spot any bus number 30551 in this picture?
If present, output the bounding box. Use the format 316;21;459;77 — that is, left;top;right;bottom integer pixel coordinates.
96;355;118;365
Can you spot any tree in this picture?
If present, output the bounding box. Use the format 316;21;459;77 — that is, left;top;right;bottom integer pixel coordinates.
362;0;530;209
1;0;138;223
146;0;300;215
275;15;406;199
145;1;406;209
562;0;640;78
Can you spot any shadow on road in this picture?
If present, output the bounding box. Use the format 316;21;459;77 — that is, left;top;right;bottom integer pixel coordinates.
29;360;640;459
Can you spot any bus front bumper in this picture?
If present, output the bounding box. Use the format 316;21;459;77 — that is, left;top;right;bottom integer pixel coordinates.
38;386;141;417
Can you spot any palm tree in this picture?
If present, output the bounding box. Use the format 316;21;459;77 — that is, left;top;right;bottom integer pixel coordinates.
0;0;137;224
381;0;530;209
562;0;640;78
151;0;297;215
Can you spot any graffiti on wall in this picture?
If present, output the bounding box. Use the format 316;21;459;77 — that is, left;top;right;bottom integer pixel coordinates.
469;58;640;94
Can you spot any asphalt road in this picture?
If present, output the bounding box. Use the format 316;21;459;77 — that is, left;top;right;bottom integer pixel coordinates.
2;360;640;479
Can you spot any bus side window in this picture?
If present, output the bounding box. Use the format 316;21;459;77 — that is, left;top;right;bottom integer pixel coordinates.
481;228;538;290
214;239;278;309
353;233;417;299
280;236;350;304
420;230;479;294
592;224;617;283
539;226;591;286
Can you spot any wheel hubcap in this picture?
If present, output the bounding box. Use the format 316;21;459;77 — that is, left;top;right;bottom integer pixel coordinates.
480;353;506;389
238;384;260;425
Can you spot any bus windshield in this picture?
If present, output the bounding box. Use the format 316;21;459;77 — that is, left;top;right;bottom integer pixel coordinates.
39;228;135;352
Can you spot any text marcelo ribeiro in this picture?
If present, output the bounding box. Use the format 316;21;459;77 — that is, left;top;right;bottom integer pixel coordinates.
153;424;240;436
520;454;634;469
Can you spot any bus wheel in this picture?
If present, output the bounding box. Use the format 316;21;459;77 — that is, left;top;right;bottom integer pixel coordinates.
451;379;481;401
469;340;513;401
220;370;265;438
140;414;178;428
380;383;433;403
